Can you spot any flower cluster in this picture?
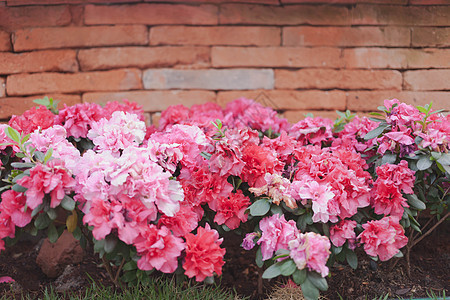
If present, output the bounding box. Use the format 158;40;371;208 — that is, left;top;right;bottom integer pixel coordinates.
0;96;447;298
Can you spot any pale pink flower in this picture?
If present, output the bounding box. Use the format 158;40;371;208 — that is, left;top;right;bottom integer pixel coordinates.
0;190;31;228
257;214;300;261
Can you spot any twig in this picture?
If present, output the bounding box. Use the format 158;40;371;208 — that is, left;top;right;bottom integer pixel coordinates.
114;257;126;283
411;211;449;248
102;257;118;286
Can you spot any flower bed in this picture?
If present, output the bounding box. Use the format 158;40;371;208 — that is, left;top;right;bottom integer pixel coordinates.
0;97;448;299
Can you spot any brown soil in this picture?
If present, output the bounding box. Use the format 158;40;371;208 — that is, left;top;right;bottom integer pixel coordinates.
0;224;448;299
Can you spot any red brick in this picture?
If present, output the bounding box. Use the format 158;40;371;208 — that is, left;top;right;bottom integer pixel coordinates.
220;4;350;25
410;0;449;4
0;6;71;31
7;0;140;5
283;110;339;123
85;4;218;25
150;26;280;46
283;26;409;47
6;69;142;96
0;30;10;51
0;50;78;75
351;4;450;26
403;70;450;91
347;91;450;112
0;77;5;98
78;47;210;71
412;28;450;47
212;47;343;68
281;0;407;3
145;0;279;3
82;90;216;112
217;90;346;110
0;94;81;119
150;112;161;127
343;48;450;69
275;69;402;90
13;25;147;52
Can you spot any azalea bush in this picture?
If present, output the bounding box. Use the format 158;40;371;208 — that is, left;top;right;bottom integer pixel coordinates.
0;96;448;300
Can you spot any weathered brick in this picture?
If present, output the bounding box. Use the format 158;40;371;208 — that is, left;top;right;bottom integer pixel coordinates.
150;26;280;46
85;4;218;25
409;0;449;4
281;0;407;3
283;26;410;47
0;30;10;51
217;90;346;110
0;77;5;98
0;6;71;31
220;4;350;25
347;91;450;112
343;48;450;69
150;112;161;127
78;47;210;71
6;69;142;96
403;70;450;91
412;28;450;47
145;0;279;3
275;69;402;90
212;47;343;68
0;94;81;119
7;0;140;5
350;4;450;26
0;50;78;75
13;25;148;51
143;69;274;90
283;110;340;123
82;90;216;112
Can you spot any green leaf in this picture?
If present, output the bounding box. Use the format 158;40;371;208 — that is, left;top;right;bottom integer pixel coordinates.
12;184;27;193
33;97;51;107
437;153;450;166
123;260;137;271
333;246;343;255
104;235;117;253
346;250;358;269
34;151;45;162
280;259;297;276
256;247;264;268
249;199;271;216
364;124;389;140
437;162;450;174
308;272;328;291
46;208;57;220
417;156;433;170
406;194;426;210
121;270;137;283
11;162;35;169
381;153;397;165
292;268;307;285
47;223;59;243
300;278;320;300
31;203;44;217
61;195;76;211
5;126;21;143
270;205;283;216
43;148;53;164
72;227;82;240
34;213;52;230
262;262;282;279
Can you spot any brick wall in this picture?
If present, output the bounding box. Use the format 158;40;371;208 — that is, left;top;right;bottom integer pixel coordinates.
0;0;449;125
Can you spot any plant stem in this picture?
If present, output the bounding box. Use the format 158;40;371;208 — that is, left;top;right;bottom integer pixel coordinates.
411;211;449;248
114;257;126;283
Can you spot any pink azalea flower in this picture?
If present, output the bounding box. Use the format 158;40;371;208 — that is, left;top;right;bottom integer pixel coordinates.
0;276;14;283
55;102;105;138
288;232;331;277
250;173;297;209
18;159;76;210
158;203;200;237
213;190;251;230
289;117;334;146
9;106;55;135
0;190;31;228
292;180;335;223
257;214;300;261
358;216;408;261
330;220;357;248
135;225;185;273
183;224;226;282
